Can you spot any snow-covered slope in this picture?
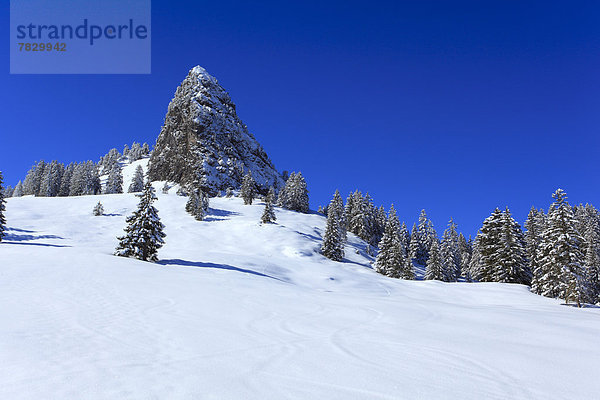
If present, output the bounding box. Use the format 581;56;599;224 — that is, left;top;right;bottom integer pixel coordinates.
1;162;600;399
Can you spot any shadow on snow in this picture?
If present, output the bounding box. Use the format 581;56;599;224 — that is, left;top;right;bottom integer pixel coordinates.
158;258;287;283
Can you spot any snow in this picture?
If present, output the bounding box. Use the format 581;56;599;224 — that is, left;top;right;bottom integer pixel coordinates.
1;161;600;399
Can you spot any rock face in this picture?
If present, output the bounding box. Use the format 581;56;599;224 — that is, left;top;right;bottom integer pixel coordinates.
148;66;284;194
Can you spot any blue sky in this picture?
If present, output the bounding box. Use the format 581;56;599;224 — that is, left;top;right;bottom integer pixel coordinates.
1;0;598;236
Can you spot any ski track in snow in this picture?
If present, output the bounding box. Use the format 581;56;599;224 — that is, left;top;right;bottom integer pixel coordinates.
1;160;600;399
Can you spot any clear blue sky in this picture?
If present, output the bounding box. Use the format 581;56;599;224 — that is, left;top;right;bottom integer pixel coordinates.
1;0;598;236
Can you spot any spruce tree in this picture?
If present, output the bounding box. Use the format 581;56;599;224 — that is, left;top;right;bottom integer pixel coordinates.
458;233;472;280
425;240;445;281
105;164;123;194
473;208;504;282
440;218;461;282
526;207;546;293
12;181;23;197
537;189;585;306
494;208;530;284
261;187;277;224
329;190;346;242
285;172;309;213
375;205;412;279
128;166;145;193
186;183;209;221
241;172;256;205
115;182;166;262
93;202;104;216
0;172;7;242
416;209;436;265
321;194;345;262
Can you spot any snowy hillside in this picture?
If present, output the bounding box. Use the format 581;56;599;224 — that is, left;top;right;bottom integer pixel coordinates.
1;162;600;399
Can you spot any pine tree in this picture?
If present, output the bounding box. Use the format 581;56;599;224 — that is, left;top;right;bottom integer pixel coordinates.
241;172;256;205
329;190;346;242
375;205;412;279
473;208;504;282
494;208;530;284
285;172;309;213
261;187;277;224
225;187;234;198
115;182;166;262
321;194;345;262
58;163;74;196
526;207;546;293
93;202;104;216
12;181;23;197
416;209;436;265
458;233;473;281
408;222;419;268
186;182;209;221
0;171;7;242
425;240;445;281
105;164;123;194
128;166;145;193
161;182;170;194
440;218;461;282
537;189;585;306
583;227;600;303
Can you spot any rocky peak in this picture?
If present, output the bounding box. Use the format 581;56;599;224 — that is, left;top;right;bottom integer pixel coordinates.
148;66;284;194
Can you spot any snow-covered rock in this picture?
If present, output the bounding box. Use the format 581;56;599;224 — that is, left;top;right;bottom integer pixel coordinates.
148;66;284;194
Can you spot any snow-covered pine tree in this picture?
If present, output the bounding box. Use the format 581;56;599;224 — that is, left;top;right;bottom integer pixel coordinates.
537;189;586;306
3;185;13;198
115;181;166;262
583;226;600;303
317;205;324;214
526;207;547;294
321;194;345;262
93;202;104;216
225;187;234;198
22;160;46;196
85;161;101;195
68;163;86;196
261;187;276;224
286;172;309;213
425;240;445;281
186;180;209;221
128;165;145;193
399;222;410;254
123;144;130;158
458;233;472;281
473;208;504;282
494;208;531;284
329;189;346;242
440;218;461;282
0;171;6;242
129;142;143;161
105;164;123;194
142;143;150;156
12;181;23;197
161;182;170;194
277;172;294;207
416;209;436;265
375;205;413;279
39;160;63;197
58;163;74;196
241;172;256;205
408;222;419;268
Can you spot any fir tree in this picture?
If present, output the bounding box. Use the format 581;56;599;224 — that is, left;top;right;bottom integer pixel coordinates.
186;182;209;221
241;172;256;205
416;209;436;265
105;164;123;194
494;208;530;284
440;218;461;282
425;240;445;281
537;189;585;306
115;182;166;262
128;166;145;193
458;233;472;281
526;207;547;294
329;190;346;242
321;194;345;262
473;208;504;282
12;181;23;197
93;202;104;216
284;172;309;213
0;172;7;242
375;205;412;279
261;187;277;224
58;163;74;196
225;187;234;198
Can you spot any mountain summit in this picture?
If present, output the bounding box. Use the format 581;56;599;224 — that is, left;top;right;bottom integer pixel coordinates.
148;66;284;194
